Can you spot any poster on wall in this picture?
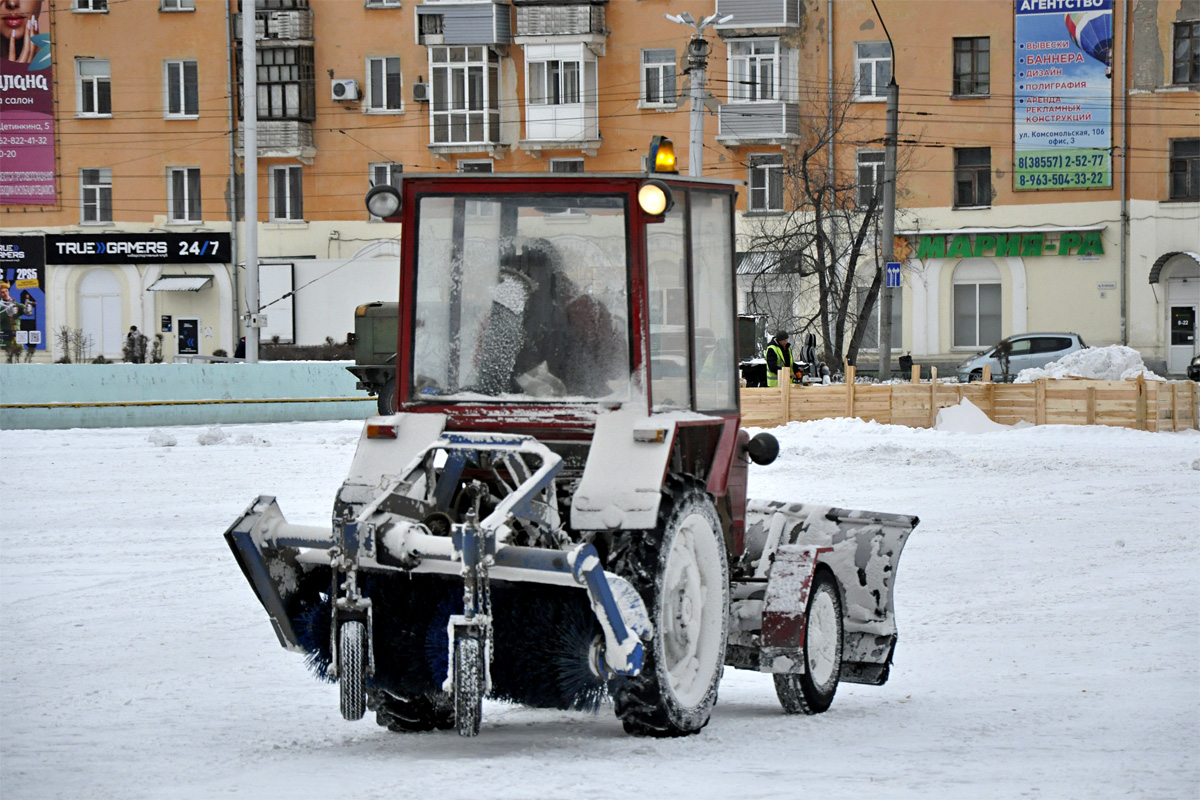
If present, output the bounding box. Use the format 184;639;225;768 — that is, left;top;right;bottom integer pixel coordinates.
0;235;46;357
1014;0;1113;191
0;2;54;205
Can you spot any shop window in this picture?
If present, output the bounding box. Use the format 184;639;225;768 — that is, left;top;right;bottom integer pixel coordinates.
955;147;992;207
857;150;884;207
1169;139;1199;200
642;49;677;107
165;60;199;118
953;260;1001;349
855;41;891;100
953;37;990;96
78;269;121;358
1173;20;1199;85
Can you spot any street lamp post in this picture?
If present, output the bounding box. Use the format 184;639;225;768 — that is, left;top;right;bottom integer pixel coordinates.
665;12;732;177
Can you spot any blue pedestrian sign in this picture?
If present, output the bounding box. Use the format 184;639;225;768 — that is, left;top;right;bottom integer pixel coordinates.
886;261;901;288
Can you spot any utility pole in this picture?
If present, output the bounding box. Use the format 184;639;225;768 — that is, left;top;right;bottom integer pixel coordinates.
666;12;731;177
872;0;898;381
241;0;260;363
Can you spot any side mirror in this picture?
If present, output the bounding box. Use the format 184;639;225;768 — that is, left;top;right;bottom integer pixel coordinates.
744;432;779;466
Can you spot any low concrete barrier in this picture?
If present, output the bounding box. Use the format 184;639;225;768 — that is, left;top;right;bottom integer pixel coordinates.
0;362;376;430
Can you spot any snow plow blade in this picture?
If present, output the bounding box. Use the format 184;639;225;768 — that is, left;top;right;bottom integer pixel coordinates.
737;500;917;685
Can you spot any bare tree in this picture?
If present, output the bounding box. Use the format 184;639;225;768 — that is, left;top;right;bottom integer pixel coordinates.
741;76;914;371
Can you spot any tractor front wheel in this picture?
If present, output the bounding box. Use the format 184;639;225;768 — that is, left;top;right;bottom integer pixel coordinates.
773;570;843;715
338;621;367;721
609;481;729;737
372;691;455;733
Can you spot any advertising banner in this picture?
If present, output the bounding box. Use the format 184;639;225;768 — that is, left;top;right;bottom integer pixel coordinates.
45;233;232;265
1014;0;1113;191
0;235;46;356
0;4;54;205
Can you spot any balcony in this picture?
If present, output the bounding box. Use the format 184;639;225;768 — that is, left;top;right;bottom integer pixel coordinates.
515;4;606;40
416;2;512;46
717;102;800;145
233;7;314;42
236;120;316;160
714;0;800;34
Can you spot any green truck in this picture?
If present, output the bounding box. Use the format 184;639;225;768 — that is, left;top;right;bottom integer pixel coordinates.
346;301;399;415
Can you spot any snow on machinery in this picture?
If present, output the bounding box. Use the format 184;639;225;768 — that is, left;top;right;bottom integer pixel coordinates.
224;142;917;738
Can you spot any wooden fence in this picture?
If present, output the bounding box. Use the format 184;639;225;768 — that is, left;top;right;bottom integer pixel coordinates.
741;367;1199;432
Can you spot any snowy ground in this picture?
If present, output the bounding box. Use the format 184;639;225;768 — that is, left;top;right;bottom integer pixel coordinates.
1;416;1197;799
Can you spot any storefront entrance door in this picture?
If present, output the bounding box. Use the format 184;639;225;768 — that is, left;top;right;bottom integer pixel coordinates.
1166;277;1199;375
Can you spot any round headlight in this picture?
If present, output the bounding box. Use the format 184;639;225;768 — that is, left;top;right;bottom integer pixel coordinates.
638;180;673;216
365;184;402;219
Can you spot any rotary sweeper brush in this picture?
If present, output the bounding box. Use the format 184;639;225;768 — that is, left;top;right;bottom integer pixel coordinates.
224;158;917;738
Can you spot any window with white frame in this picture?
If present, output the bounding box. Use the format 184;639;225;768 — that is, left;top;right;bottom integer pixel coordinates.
524;43;597;142
952;260;1001;348
74;0;107;11
857;150;885;207
550;158;584;173
165;60;199;117
167;167;201;223
77;59;111;117
856;285;903;350
641;49;676;107
729;39;789;102
430;46;500;145
529;57;580;105
368;162;402;219
366;0;402;7
80;168;112;224
748;154;783;212
269;165;303;221
160;0;194;10
367;56;403;112
855;41;891;100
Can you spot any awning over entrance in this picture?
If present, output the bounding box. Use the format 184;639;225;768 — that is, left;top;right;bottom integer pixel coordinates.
736;251;801;275
1148;252;1200;284
148;276;212;292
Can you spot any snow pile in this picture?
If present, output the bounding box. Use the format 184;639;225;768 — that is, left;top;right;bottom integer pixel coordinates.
146;429;177;447
1016;344;1165;383
197;426;229;446
934;398;1008;433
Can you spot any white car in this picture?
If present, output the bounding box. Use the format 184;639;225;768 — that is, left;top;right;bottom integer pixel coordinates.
955;332;1087;382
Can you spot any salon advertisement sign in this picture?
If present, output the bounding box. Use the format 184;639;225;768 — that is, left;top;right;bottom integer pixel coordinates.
1014;0;1113;191
0;3;55;205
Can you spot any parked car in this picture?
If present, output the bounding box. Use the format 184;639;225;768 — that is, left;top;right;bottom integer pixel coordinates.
1188;354;1200;382
955;332;1087;382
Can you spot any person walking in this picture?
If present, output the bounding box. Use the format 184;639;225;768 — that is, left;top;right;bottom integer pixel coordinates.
765;330;799;387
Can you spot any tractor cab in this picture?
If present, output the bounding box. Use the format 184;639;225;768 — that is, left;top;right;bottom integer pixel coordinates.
364;160;739;438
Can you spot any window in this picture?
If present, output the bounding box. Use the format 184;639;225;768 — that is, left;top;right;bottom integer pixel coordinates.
549;158;584;174
167;167;201;223
367;0;402;6
1174;21;1199;84
953;261;1001;348
368;162;402;219
160;0;194;10
269;165;303;221
76;59;111;117
954;147;991;207
419;14;444;35
80;168;112;224
953;37;990;96
529;59;580;106
857;150;885;207
856;285;903;351
248;46;316;121
430;46;500;145
855;41;891;100
1170;139;1200;199
729;39;787;102
457;160;492;173
165;60;199;118
642;49;676;107
748;154;783;213
366;56;403;112
73;0;107;11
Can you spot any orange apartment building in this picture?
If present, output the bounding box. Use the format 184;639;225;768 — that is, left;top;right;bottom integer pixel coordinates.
1;0;1196;374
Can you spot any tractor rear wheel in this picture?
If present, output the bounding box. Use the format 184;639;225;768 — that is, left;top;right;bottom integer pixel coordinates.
453;635;484;737
609;480;729;737
338;621;367;721
773;570;843;715
377;377;397;416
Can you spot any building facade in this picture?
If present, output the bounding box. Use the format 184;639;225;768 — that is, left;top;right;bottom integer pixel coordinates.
1;0;1196;373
